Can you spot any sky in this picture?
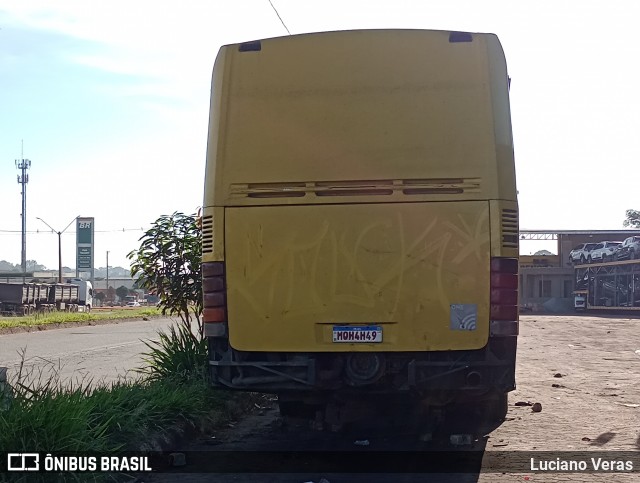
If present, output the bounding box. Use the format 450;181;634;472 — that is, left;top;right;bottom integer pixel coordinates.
1;0;639;270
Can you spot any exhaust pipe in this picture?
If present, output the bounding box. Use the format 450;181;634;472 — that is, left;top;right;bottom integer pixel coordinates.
466;371;482;387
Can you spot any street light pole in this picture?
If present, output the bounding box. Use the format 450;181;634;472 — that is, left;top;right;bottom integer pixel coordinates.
106;251;110;302
58;231;62;283
36;216;79;283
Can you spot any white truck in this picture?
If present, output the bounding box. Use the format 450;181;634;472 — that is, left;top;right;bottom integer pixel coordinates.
66;278;93;311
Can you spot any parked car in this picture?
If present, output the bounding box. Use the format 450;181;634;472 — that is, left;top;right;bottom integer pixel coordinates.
126;301;140;307
569;243;598;264
614;236;640;261
588;241;622;263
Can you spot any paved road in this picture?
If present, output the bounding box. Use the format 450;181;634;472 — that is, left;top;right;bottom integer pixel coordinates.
145;315;640;483
0;317;175;385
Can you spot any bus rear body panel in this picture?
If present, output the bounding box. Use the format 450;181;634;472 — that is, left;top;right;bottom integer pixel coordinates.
225;201;490;352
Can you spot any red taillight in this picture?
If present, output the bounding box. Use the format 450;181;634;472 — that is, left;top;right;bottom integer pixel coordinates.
490;257;518;321
204;292;225;307
490;273;518;289
490;258;518;273
203;307;226;322
490;304;518;321
490;288;518;305
203;261;226;325
203;277;224;292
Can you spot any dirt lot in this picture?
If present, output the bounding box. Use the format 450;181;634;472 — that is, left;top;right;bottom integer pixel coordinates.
485;314;640;482
144;314;640;482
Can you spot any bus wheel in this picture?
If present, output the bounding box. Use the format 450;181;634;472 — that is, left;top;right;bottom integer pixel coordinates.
446;392;508;434
485;392;508;422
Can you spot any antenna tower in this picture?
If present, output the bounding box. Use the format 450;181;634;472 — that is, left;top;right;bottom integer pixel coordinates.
16;141;31;279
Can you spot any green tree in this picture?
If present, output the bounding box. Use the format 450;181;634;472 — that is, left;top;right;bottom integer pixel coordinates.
0;260;14;271
116;285;129;301
128;212;202;336
623;209;640;228
25;260;47;271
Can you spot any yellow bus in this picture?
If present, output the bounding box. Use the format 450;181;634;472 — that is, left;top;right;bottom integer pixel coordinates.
202;29;518;428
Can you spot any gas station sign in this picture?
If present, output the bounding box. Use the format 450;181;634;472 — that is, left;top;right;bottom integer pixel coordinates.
76;218;94;271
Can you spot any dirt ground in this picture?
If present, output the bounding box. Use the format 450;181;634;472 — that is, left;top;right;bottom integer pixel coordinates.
485;314;640;482
143;314;640;483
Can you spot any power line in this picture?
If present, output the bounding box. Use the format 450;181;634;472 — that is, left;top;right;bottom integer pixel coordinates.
0;227;148;234
267;0;291;35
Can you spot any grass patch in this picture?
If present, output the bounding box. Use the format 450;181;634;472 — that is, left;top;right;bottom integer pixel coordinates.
0;307;161;329
0;376;215;453
0;322;262;481
0;374;255;482
138;323;207;382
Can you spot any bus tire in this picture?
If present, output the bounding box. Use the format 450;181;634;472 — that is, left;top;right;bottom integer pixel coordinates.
472;392;508;423
488;392;508;422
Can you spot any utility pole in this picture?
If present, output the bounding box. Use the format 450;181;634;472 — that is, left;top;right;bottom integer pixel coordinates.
36;216;79;283
106;251;110;302
15;142;31;282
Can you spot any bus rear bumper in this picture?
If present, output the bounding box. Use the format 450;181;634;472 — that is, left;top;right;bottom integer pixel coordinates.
208;337;516;396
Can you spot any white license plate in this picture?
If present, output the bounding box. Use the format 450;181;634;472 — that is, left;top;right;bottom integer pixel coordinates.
332;325;382;343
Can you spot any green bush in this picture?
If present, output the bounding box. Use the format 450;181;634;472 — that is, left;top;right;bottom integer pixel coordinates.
0;374;213;454
128;212;202;334
137;322;207;382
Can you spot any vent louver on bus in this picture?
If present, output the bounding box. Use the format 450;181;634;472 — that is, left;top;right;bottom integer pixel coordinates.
202;215;214;254
231;178;481;198
401;178;480;195
501;209;519;249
